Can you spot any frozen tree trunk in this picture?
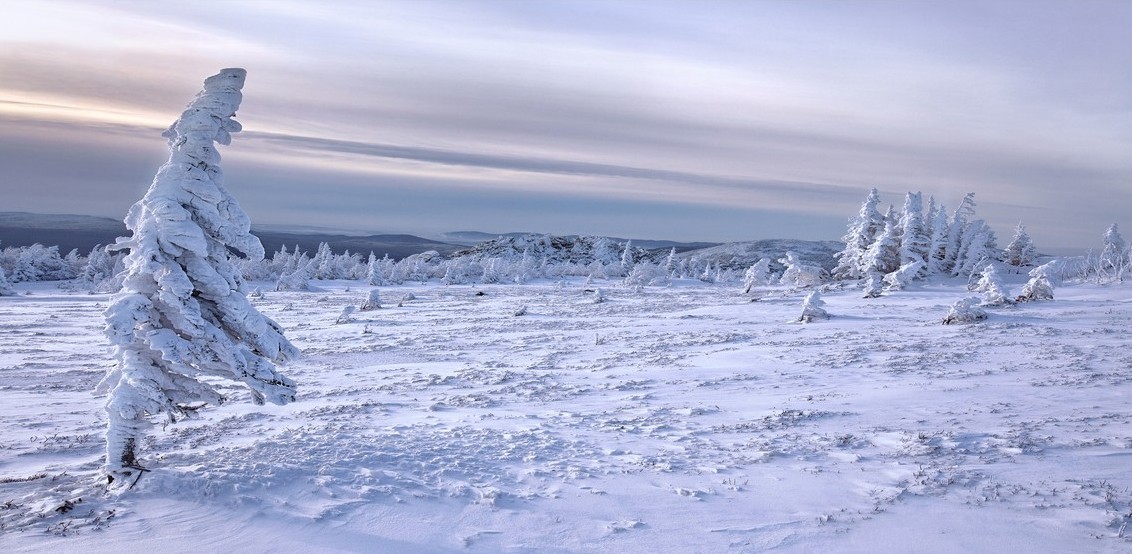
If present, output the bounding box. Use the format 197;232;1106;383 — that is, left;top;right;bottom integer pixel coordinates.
100;69;298;487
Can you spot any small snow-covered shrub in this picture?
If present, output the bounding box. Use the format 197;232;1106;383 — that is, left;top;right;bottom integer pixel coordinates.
971;264;1011;306
798;291;829;323
1016;274;1054;302
335;305;357;324
741;258;772;293
942;297;987;324
779;251;827;288
359;289;382;311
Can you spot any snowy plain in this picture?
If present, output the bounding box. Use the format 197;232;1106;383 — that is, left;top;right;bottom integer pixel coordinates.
1;275;1130;552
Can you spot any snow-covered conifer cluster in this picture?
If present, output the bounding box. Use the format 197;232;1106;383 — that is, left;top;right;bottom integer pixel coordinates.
834;189;1005;293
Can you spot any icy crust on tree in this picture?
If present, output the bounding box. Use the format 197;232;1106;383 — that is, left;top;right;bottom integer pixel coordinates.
101;69;297;482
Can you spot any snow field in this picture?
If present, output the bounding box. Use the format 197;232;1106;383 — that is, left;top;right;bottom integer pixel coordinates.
1;277;1130;552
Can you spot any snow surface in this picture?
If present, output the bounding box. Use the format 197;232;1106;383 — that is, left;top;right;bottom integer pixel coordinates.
1;276;1130;552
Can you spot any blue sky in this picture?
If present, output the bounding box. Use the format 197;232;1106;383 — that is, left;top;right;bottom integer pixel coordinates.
1;0;1128;249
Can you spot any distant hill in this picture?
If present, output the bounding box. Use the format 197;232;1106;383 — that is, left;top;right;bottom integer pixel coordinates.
0;213;840;265
443;230;719;253
676;239;844;272
0;212;462;260
0;212;126;254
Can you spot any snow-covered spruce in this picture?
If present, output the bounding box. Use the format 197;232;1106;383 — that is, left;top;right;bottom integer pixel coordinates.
797;290;829;322
861;271;884;298
896;191;930;278
833;187;886;280
1017;274;1054;302
1098;223;1128;280
741;258;772;294
0;265;14;296
942;297;987;324
100;69;297;486
972;264;1012;306
1002;223;1037;268
778;251;826;287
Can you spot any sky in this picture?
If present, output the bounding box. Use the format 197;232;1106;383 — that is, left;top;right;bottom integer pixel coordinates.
1;0;1129;249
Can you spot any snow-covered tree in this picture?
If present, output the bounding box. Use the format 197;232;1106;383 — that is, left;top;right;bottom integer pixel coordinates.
925;197;950;276
275;257;315;291
663;247;677;277
619;240;635;277
896;192;929;278
624;261;668;287
862;271;884;298
883;259;925;292
1016;273;1054;302
972;264;1011;306
313;242;338;280
944;193;977;272
1099;223;1127;277
360;288;382;311
798;290;829;322
1002;223;1037;268
365;252;384;286
100;69;297;486
953;219;998;278
0;265;13;296
833;188;886;280
779;251;826;287
861;219;900;276
942;297;987;324
80;245;115;285
741;258;772;293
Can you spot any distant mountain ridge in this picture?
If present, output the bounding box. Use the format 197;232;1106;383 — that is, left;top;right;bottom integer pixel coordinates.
442;230;720;252
0;212;461;260
0;212;842;268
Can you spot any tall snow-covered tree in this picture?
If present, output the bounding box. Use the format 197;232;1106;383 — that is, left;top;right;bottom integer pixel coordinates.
833;188;886;280
100;69;298;486
1099;223;1127;275
365;252;384;286
1002;223;1037;267
897;192;930;278
862;219;900;276
925;197;950;276
944;193;977;272
953;219;998;278
619;240;635;277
